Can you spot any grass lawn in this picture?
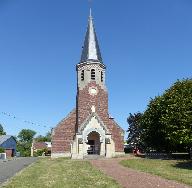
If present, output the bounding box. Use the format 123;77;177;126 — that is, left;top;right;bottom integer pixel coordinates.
120;158;192;186
3;158;121;188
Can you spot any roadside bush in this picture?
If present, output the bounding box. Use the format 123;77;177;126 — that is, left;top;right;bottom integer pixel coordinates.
34;148;48;157
0;147;5;153
124;147;132;153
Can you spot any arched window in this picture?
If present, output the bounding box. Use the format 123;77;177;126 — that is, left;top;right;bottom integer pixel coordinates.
101;71;103;82
81;70;84;81
91;69;95;80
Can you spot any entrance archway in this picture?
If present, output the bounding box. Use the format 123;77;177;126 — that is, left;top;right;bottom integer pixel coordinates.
87;131;100;155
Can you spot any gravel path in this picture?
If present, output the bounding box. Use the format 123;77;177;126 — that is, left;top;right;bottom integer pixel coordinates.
90;158;191;188
0;157;38;185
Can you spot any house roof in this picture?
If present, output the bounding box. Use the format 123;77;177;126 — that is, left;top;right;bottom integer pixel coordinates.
33;142;47;149
0;135;15;145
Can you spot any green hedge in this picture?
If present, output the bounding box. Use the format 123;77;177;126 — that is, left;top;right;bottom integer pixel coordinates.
0;147;5;153
33;148;48;157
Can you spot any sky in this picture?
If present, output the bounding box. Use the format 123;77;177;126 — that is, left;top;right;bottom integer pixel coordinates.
0;0;192;138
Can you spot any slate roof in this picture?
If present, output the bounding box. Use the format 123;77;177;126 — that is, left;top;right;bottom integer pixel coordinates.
0;135;15;145
80;9;103;64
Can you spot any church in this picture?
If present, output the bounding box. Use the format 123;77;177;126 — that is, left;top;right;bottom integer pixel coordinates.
51;10;125;159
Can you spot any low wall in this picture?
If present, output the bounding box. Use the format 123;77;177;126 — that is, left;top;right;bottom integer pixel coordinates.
145;153;190;159
0;153;7;160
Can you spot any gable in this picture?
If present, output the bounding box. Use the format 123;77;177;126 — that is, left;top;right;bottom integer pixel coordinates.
53;108;76;132
109;118;125;134
0;135;16;145
0;136;16;149
78;112;110;134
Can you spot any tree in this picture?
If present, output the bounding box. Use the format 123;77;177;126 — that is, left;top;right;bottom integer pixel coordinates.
35;135;46;142
35;131;51;142
141;79;192;152
17;129;36;157
0;124;6;135
127;113;143;149
45;131;51;142
18;129;36;143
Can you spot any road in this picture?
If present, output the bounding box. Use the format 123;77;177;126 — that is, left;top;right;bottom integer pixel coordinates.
0;157;38;185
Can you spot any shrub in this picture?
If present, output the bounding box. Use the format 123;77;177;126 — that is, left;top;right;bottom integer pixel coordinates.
34;148;48;157
0;147;5;153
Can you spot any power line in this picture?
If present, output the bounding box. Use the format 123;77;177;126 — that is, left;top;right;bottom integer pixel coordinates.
0;111;52;129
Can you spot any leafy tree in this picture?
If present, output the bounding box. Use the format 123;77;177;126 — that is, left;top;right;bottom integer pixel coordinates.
18;129;36;143
45;131;51;142
35;131;51;142
17;129;36;157
0;124;6;135
35;135;45;142
16;142;32;157
127;113;143;149
141;79;192;152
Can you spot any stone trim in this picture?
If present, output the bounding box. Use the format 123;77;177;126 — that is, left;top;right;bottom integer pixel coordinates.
78;112;110;134
77;62;106;70
114;152;125;157
83;128;105;143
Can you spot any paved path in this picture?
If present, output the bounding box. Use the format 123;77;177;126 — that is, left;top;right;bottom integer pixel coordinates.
0;157;38;185
90;158;191;188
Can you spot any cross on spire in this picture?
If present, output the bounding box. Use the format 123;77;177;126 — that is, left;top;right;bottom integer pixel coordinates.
89;8;92;18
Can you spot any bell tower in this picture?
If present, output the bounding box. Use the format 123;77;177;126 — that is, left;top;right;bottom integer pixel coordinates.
76;9;109;129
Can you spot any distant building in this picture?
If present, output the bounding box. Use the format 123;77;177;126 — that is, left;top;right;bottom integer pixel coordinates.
0;135;16;157
31;142;51;156
51;10;125;159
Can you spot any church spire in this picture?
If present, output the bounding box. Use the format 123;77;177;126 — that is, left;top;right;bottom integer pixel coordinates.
80;9;103;63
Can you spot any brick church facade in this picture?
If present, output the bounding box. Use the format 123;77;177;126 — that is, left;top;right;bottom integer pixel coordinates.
51;10;124;159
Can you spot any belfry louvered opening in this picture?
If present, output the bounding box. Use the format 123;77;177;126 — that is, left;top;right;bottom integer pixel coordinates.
91;69;95;80
81;70;84;81
101;71;103;82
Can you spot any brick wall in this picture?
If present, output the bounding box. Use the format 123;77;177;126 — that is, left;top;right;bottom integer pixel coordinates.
108;119;124;152
5;149;13;158
51;109;76;153
77;81;109;128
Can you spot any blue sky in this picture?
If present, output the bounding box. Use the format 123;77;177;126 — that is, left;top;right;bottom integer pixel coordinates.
0;0;191;138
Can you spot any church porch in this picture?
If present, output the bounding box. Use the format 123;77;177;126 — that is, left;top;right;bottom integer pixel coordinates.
71;130;115;159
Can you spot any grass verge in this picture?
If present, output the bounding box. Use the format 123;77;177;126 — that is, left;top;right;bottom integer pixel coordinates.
120;158;192;186
3;158;121;188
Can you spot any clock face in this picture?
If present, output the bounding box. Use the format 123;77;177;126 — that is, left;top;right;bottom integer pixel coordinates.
89;87;98;96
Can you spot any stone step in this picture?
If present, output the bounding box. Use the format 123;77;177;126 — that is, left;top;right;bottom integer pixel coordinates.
83;154;105;160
